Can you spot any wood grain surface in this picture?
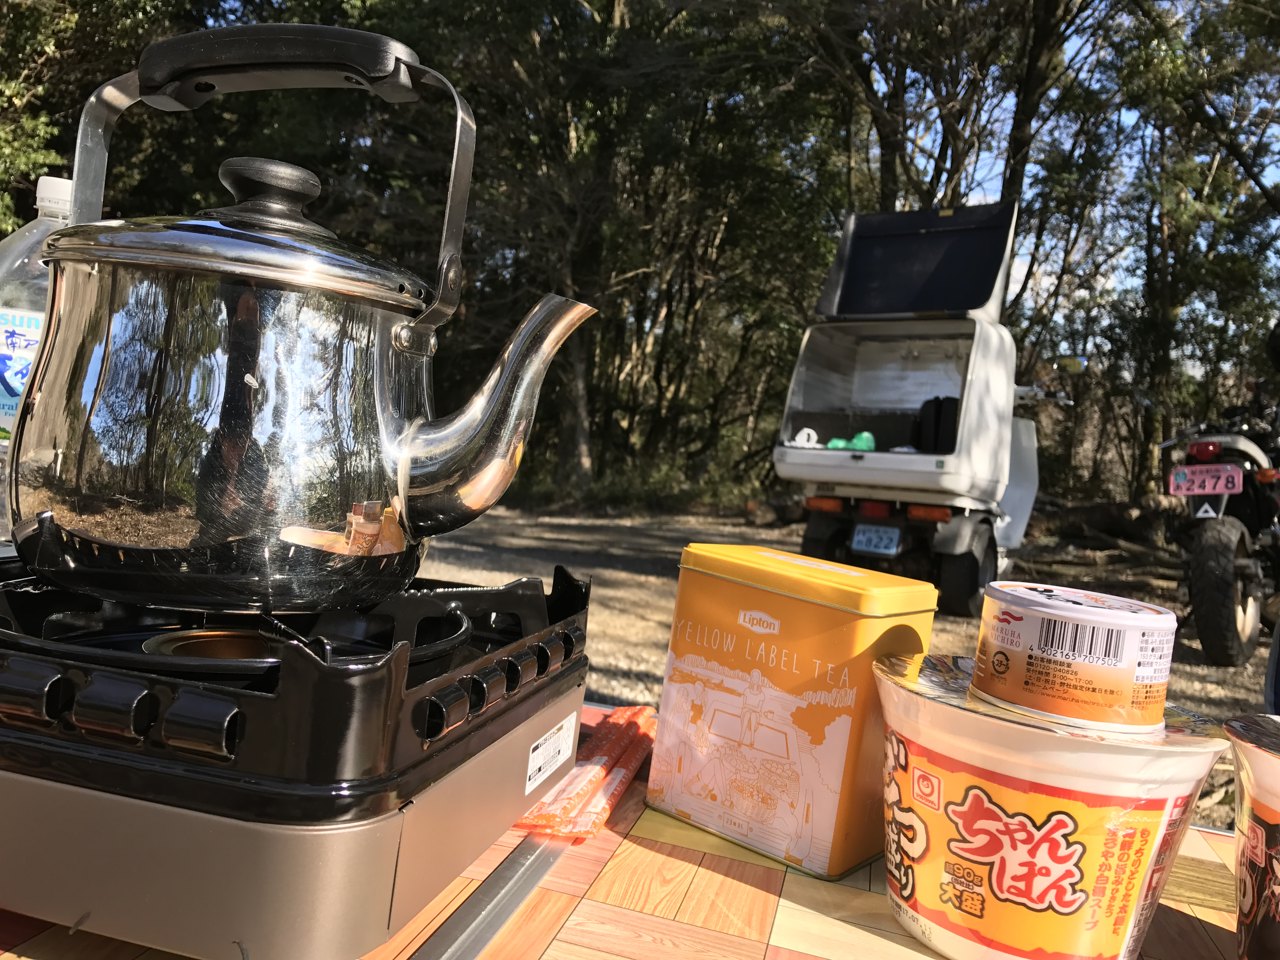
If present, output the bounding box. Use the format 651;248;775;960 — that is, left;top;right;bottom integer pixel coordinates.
0;707;1244;960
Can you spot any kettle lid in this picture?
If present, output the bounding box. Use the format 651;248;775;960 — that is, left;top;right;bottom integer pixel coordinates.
42;156;431;315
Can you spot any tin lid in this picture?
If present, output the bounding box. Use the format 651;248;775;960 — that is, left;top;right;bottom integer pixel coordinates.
1224;714;1280;755
984;581;1177;628
679;543;938;617
876;654;1226;750
42;157;429;316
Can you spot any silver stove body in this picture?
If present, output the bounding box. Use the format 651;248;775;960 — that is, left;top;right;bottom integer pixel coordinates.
0;684;583;959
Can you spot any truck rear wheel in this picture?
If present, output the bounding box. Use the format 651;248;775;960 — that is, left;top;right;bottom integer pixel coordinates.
938;540;996;618
800;513;848;562
1189;516;1260;666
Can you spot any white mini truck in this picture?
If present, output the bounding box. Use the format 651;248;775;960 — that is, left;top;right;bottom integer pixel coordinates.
773;202;1038;616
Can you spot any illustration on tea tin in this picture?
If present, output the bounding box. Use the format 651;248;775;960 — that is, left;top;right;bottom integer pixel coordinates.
649;651;852;873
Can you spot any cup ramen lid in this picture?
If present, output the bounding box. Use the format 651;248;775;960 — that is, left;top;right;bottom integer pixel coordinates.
875;654;1225;752
984;581;1177;628
1224;714;1280;753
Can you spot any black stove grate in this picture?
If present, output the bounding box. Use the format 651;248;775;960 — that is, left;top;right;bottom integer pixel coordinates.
0;558;590;823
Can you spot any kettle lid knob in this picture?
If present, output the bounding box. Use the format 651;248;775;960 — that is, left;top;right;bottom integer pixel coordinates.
205;157;335;237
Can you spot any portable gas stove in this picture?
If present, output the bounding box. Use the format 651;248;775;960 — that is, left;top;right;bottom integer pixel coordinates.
0;554;589;960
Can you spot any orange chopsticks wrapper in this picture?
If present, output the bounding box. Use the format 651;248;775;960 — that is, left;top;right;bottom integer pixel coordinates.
516;705;657;838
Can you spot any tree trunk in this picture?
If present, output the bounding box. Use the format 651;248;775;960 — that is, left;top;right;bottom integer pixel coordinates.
1004;0;1070;203
560;334;594;489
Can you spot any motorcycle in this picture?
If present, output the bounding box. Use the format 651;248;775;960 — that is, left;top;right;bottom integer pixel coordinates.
1166;386;1280;666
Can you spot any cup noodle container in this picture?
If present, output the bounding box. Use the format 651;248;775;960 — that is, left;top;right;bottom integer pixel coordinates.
1224;715;1280;960
971;582;1177;733
875;655;1228;960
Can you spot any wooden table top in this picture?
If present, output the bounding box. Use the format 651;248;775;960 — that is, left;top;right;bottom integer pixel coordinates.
400;786;1240;960
0;720;1242;960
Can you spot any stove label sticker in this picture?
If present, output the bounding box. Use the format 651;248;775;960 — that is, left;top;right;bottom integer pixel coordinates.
527;712;577;795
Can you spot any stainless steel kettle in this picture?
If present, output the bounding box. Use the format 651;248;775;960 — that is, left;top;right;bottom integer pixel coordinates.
9;25;596;611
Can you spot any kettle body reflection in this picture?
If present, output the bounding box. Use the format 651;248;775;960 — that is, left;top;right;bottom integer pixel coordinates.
193;285;273;546
9;189;594;612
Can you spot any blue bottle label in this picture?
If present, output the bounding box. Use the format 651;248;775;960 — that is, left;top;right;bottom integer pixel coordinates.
0;308;43;438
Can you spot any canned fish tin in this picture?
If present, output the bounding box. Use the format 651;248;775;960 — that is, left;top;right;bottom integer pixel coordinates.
970;582;1177;733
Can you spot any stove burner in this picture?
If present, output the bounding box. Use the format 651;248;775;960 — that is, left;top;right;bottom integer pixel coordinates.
141;628;291;660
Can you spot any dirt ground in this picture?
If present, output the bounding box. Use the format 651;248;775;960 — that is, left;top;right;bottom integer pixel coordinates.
420;507;1258;827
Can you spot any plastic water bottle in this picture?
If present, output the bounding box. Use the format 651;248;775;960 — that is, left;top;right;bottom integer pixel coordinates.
0;175;72;538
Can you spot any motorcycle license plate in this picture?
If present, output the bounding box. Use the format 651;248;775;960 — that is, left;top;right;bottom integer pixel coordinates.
851;524;900;556
1168;462;1243;496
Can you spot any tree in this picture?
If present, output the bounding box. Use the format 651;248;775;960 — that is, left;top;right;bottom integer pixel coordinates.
5;0;1278;508
0;0;76;231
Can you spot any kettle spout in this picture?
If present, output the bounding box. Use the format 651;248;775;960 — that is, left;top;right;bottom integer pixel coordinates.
398;294;597;538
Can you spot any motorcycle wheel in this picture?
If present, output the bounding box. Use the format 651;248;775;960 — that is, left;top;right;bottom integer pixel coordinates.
1189;516;1261;667
938;539;996;618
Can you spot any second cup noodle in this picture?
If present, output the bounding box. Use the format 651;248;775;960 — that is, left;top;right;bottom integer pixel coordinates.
1224;716;1280;960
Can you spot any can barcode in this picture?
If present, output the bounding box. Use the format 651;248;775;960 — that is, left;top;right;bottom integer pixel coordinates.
972;581;1176;731
1037;618;1123;662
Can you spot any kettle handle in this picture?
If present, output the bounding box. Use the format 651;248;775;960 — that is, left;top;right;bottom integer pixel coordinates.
69;24;473;328
136;24;422;109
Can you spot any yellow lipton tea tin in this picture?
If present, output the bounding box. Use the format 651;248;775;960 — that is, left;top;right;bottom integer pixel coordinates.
646;544;936;878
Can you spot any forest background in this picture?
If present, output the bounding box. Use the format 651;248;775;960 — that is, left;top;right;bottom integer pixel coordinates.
2;0;1279;509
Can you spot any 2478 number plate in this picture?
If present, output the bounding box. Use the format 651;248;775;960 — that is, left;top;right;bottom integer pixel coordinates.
851;524;900;556
1168;462;1243;496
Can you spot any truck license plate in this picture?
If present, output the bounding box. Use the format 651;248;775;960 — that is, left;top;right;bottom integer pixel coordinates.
1168;463;1243;496
851;524;900;556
